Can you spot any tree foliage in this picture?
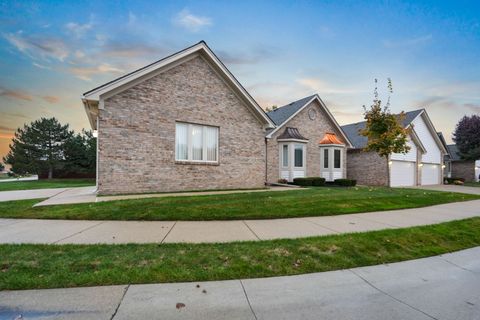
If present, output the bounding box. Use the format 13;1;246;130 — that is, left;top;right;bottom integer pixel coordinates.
3;118;96;178
0;162;4;172
453;115;480;160
360;79;411;158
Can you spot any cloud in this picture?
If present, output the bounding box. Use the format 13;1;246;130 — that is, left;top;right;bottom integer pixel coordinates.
32;62;51;69
65;17;93;38
383;34;433;48
42;96;60;103
0;87;33;101
173;9;211;32
69;63;124;81
297;78;360;94
128;12;137;26
4;32;69;61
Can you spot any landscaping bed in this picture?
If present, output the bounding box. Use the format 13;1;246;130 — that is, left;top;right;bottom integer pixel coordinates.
0;186;478;221
1;217;479;290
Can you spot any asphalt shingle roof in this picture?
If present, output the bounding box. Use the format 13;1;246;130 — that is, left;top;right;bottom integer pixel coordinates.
266;95;316;126
341;109;424;149
447;144;462;161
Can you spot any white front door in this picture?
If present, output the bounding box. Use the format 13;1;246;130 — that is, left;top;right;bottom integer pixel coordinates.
390;161;415;187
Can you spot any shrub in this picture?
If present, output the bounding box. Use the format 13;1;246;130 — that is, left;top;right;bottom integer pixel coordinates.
445;177;465;184
293;177;314;186
453;180;464;185
334;179;357;187
293;177;326;186
277;178;288;184
311;177;326;186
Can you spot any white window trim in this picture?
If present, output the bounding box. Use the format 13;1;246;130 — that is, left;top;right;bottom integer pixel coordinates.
279;142;307;182
175;122;219;163
320;146;344;181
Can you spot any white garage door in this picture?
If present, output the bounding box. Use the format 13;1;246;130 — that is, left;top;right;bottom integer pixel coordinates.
421;164;440;185
390;161;415;187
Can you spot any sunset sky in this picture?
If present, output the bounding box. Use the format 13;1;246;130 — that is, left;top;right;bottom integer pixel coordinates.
1;0;479;161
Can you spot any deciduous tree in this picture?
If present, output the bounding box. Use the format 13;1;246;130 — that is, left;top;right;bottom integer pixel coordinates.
453;115;480;160
360;79;411;186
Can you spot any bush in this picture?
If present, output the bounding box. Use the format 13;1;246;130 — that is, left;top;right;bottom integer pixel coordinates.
277;178;288;184
445;177;465;184
333;179;357;187
453;180;464;185
293;177;314;186
312;177;326;186
293;177;325;186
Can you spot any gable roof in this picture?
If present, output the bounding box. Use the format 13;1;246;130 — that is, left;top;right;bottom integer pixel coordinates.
341;109;427;149
267;95;316;126
82;41;275;129
265;94;353;147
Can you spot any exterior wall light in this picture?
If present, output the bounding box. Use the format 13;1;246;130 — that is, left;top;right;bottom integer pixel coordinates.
418;163;423;167
388;161;393;165
442;165;446;169
92;130;98;138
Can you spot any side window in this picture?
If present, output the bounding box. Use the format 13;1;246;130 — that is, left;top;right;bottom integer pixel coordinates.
323;149;329;168
334;149;341;168
282;144;289;167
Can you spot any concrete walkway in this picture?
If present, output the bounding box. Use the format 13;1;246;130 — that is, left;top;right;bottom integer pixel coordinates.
0;188;70;202
413;184;480;195
1;199;479;244
1;247;479;320
22;186;295;206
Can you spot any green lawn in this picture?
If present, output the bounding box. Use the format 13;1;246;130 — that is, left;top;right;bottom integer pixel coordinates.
464;182;480;187
0;186;478;221
1;217;479;290
0;179;95;191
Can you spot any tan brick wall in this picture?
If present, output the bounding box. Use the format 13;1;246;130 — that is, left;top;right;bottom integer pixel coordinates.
451;160;476;182
346;150;388;186
266;100;347;182
98;56;267;195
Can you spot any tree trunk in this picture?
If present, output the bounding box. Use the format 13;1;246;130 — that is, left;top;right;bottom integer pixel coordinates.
48;166;53;179
386;155;390;187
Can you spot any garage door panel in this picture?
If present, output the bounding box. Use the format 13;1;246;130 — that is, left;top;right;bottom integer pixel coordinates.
390;161;415;187
421;164;440;185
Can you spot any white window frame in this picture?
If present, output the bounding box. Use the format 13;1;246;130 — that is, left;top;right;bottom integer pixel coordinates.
320;145;344;181
175;122;219;163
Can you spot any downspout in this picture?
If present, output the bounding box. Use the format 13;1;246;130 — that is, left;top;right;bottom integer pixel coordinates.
264;137;268;185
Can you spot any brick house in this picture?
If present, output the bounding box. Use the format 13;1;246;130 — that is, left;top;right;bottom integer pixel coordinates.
446;144;480;182
82;41;353;195
82;41;275;195
341;109;447;187
265;95;353;183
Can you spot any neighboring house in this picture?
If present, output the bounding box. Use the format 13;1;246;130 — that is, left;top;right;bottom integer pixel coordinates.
341;109;447;187
437;132;451;178
446;144;480;182
82;41;275;195
265;95;353;183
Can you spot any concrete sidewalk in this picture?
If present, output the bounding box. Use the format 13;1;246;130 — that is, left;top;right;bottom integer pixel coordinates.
1;247;479;320
1;199;479;244
0;188;70;202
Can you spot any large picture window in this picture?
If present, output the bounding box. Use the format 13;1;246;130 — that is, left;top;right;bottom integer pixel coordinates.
175;122;218;163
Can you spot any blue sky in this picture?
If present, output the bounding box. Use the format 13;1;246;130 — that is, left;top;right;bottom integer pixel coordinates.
1;0;479;159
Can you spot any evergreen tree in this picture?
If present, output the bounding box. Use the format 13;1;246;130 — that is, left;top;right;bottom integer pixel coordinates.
63;130;96;174
3;118;73;179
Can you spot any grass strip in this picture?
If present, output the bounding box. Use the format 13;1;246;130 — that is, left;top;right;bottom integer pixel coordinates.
1;217;479;290
0;187;478;221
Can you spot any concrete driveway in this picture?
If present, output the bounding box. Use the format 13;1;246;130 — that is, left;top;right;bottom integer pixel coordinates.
1;247;479;320
413;184;480;195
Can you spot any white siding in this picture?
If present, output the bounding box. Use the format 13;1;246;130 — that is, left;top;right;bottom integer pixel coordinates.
421;164;440;185
391;137;417;162
390;161;415;187
412;115;441;164
280;171;289;180
293;170;305;178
